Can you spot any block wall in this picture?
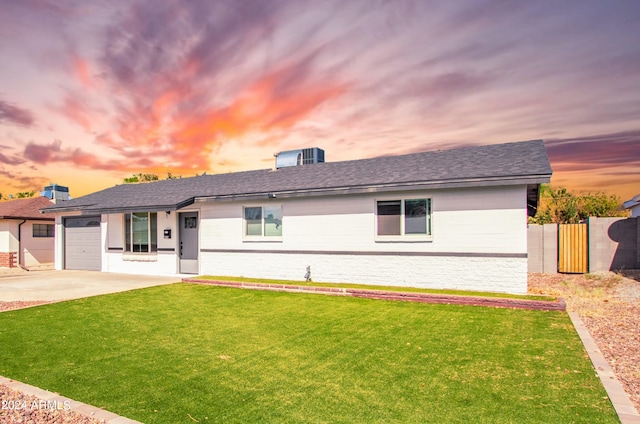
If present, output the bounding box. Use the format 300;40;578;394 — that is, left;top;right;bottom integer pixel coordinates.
589;217;639;272
527;224;543;273
527;224;559;273
528;217;640;274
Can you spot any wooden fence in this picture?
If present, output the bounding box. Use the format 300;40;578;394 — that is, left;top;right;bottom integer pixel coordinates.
557;223;589;273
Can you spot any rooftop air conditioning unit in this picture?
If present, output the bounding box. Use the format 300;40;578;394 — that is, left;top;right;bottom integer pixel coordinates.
40;184;71;203
275;147;325;169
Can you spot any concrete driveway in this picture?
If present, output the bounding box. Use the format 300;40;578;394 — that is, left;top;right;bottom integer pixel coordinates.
0;269;181;302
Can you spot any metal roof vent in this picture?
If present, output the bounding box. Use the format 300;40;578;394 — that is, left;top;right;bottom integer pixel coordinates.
275;147;325;169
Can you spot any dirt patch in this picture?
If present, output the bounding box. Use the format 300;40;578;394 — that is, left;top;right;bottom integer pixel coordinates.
529;271;640;412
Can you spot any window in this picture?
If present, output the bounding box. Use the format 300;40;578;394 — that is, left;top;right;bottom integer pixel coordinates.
244;205;282;238
124;212;157;252
33;224;54;238
184;217;197;228
376;198;431;238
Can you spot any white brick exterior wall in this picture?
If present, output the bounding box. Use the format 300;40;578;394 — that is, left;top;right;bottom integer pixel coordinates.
103;251;178;276
200;186;527;254
199;185;529;293
199;251;528;294
53;184;530;293
103;211;180;276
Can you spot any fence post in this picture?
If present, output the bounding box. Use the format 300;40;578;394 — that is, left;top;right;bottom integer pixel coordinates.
637;217;640;267
543;224;558;273
527;224;543;273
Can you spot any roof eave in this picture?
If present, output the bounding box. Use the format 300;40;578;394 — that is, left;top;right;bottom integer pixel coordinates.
0;215;55;221
623;200;640;209
51;198;197;215
195;174;552;203
40;204;96;214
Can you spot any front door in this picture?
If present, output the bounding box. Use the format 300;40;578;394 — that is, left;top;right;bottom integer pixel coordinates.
179;212;199;274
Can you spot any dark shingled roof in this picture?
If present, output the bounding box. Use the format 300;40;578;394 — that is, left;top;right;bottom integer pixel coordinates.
42;140;552;214
0;197;55;220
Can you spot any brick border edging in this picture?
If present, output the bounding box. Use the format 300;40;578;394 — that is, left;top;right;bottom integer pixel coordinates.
182;279;566;311
0;376;143;424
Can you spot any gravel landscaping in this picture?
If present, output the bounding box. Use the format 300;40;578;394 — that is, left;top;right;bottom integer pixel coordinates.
528;270;640;413
0;301;51;312
0;384;105;424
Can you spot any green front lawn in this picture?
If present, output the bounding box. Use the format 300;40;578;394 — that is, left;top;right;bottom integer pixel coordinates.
0;283;616;423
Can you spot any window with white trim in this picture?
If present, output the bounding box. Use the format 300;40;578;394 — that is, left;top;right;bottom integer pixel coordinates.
33;223;54;238
244;205;282;238
376;198;432;237
124;212;157;252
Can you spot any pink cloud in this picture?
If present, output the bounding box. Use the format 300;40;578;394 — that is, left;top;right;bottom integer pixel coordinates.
24;140;62;164
0;99;35;127
0;167;46;191
21;138;170;173
0;152;25;165
73;57;96;89
57;95;94;131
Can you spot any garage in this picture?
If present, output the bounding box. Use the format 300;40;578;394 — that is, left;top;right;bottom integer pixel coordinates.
64;216;102;271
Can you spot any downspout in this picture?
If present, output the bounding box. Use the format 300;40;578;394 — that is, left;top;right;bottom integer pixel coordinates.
17;220;28;270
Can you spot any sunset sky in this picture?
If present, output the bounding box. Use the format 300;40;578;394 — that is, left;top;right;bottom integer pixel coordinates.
1;0;639;201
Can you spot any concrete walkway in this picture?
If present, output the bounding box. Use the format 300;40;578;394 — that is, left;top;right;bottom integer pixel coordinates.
0;269;180;302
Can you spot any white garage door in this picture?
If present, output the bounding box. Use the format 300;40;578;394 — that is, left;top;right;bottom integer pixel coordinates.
64;216;102;271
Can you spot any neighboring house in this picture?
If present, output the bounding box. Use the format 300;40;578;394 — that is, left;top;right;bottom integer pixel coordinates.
623;194;640;217
0;197;56;269
42;140;552;294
